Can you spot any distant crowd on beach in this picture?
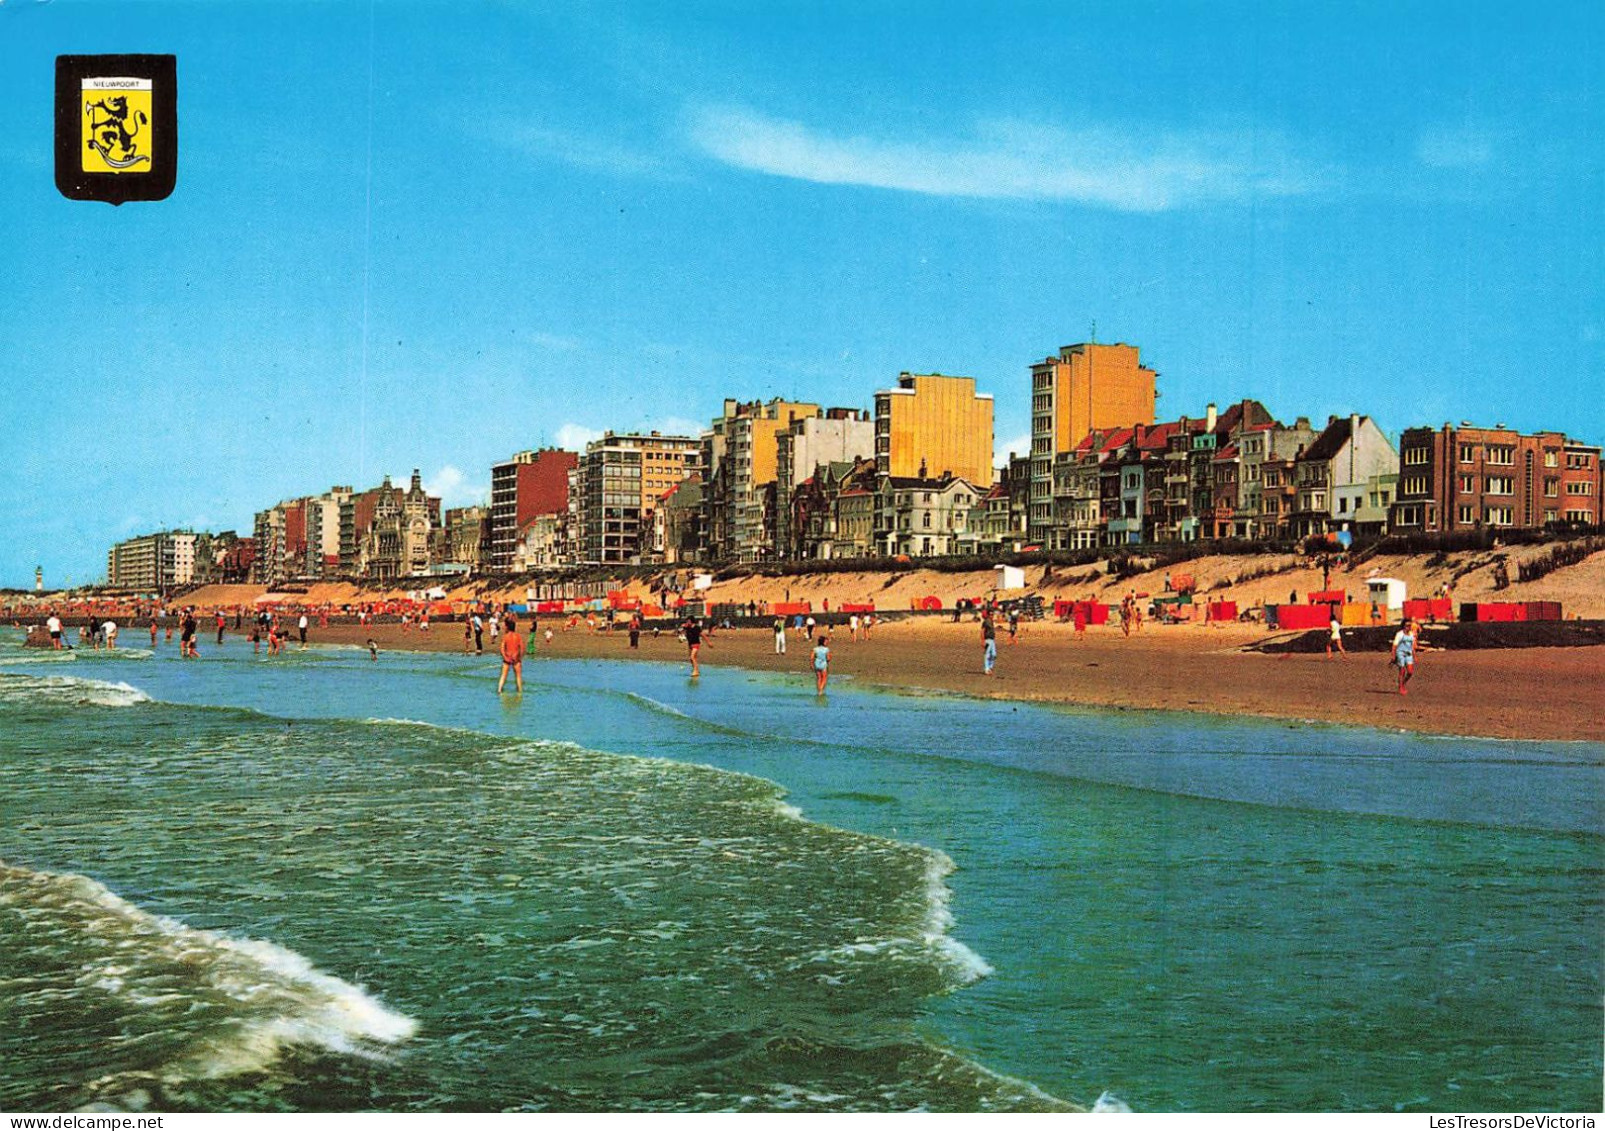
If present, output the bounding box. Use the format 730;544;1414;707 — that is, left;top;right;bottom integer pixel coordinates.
18;589;1432;704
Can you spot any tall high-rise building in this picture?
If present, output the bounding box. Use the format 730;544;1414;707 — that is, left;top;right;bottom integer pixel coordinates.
108;529;204;591
702;398;823;561
1029;343;1157;542
488;449;578;572
774;408;874;559
575;432;701;564
872;373;994;490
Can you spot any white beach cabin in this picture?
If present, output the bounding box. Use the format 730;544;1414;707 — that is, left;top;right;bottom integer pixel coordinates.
1367;577;1407;614
994;564;1026;591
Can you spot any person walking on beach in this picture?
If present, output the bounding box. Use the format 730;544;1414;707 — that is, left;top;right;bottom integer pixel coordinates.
1072;602;1087;637
1326;612;1347;660
497;615;524;694
298;613;309;649
149;617;158;647
682;616;703;678
102;619;117;649
181;611;198;657
215;611;226;646
472;612;484;654
1391;618;1418;695
47;612;63;650
1007;607;1020;645
813;635;830;696
773;615;786;655
628;612;642;649
982;614;997;676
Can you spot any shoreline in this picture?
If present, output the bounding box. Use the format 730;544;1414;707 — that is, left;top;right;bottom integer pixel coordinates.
256;618;1605;744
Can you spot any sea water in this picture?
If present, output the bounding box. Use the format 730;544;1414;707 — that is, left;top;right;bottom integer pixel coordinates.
0;631;1599;1112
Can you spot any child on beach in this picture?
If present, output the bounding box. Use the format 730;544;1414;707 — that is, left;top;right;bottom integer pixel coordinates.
813;635;830;696
1327;613;1347;659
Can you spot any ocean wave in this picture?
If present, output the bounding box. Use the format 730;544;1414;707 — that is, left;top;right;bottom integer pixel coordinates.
0;860;417;1087
0;650;78;664
0;673;151;707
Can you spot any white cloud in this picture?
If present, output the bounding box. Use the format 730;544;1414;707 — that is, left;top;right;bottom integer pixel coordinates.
688;105;1314;211
1416;126;1497;169
555;422;604;450
996;432;1032;468
554;418;706;452
424;465;489;508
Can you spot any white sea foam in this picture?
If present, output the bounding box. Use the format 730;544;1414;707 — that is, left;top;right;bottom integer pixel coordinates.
623;692;696;721
1;861;417;1083
0;673;151;707
918;849;994;983
1093;1090;1134;1112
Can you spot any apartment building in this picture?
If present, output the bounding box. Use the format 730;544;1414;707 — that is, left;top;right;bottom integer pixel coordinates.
1232;418;1315;537
874;373;994;490
1029;342;1156;544
699;399;821;562
488;449;577;572
1289;415;1398;538
1560;441;1601;524
108;530;200;591
443;505;489;571
1390;423;1569;533
575;431;702;564
874;474;981;558
774;408;873;559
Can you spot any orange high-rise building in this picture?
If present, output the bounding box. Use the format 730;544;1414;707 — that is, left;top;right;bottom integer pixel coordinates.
1029;342;1156;539
873;373;995;489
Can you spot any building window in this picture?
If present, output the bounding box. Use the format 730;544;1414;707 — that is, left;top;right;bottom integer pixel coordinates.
1459;443;1476;463
1459;475;1475;493
1485;506;1513;526
1567;480;1593;495
1485;476;1513;496
1406;447;1430;466
1486;446;1514;466
1457;505;1474;524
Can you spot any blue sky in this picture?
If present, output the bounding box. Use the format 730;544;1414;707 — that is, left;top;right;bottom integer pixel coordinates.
2;0;1600;587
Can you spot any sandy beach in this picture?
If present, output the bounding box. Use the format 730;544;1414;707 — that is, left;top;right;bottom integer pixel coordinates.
291;616;1605;744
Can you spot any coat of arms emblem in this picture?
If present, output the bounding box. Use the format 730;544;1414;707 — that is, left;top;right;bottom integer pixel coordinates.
56;55;177;204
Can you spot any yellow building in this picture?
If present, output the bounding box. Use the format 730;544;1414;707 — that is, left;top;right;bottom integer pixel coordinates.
1029;342;1156;538
706;398;822;560
873;373;995;489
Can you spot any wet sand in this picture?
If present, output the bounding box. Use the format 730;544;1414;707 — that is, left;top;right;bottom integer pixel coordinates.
293;617;1605;744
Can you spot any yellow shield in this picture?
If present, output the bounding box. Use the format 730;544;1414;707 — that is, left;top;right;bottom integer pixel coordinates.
81;78;154;173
